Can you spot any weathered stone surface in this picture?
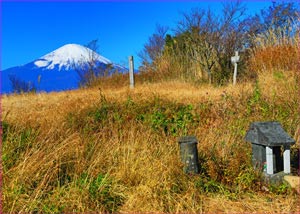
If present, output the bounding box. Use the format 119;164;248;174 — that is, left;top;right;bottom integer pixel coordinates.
178;136;199;174
263;171;286;185
245;121;295;146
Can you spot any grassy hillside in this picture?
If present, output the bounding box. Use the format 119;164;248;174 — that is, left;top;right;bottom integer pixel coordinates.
2;69;299;212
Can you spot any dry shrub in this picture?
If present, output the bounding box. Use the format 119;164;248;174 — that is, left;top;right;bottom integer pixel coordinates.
2;75;300;212
249;44;300;73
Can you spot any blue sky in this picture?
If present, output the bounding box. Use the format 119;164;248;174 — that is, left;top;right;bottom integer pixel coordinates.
1;1;273;70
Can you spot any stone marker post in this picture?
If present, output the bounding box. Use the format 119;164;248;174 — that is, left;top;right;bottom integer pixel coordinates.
178;136;200;174
128;56;135;89
231;51;240;85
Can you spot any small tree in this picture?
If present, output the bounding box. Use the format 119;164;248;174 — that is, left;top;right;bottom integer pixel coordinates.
170;1;247;84
138;24;169;72
9;75;36;93
75;39;114;87
248;1;299;48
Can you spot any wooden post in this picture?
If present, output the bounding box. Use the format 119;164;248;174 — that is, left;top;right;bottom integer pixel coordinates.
128;56;134;89
231;51;240;85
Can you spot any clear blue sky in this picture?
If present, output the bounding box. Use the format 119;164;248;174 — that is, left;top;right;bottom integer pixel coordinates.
1;1;273;70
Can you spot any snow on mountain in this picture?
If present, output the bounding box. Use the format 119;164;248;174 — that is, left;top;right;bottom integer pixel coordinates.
34;44;112;70
1;43;129;94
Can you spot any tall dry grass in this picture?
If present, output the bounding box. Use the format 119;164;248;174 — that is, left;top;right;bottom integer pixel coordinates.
2;66;299;212
249;24;300;74
2;27;300;211
249;44;300;73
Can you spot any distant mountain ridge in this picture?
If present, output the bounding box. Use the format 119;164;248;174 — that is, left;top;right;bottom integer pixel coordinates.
1;44;128;94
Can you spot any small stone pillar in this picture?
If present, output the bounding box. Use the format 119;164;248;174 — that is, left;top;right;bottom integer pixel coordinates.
245;121;295;175
283;145;291;173
178;136;199;174
266;146;274;174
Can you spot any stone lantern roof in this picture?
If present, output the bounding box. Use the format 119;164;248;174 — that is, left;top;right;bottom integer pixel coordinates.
245;121;295;147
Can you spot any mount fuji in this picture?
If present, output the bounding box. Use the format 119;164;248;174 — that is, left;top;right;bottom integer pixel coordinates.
1;44;128;94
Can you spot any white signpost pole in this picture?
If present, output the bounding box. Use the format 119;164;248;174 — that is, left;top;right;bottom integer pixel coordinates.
128;56;135;89
231;51;240;85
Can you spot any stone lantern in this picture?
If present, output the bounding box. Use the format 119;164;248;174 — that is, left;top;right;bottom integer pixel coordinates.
245;121;295;175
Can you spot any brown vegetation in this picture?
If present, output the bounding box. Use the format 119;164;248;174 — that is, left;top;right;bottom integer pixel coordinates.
2;65;299;212
2;1;299;212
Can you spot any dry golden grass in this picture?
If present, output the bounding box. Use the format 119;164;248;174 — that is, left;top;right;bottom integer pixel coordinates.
2;80;252;128
2;70;299;212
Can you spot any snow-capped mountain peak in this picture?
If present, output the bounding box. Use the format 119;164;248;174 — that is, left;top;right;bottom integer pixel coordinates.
2;43;129;94
34;43;112;70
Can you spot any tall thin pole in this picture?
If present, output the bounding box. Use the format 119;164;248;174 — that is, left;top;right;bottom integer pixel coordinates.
233;62;238;85
129;56;134;89
231;51;240;85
